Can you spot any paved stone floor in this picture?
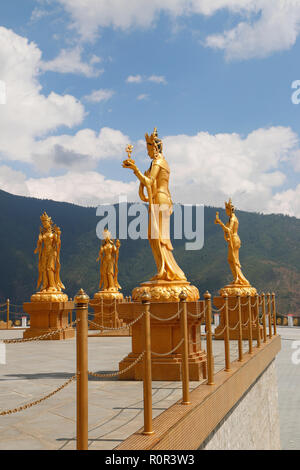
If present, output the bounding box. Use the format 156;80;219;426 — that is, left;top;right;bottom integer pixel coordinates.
0;326;298;450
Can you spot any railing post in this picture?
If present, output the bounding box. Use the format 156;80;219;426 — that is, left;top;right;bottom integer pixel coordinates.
223;293;231;371
204;291;214;385
237;294;243;361
75;288;89;451
179;291;191;404
262;293;267;343
6;299;9;329
141;291;153;435
272;293;277;336
267;293;272;339
255;293;261;348
247;294;253;354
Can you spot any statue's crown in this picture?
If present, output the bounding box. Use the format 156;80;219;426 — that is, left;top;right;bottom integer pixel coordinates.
40;212;52;224
225;199;234;211
145;127;162;152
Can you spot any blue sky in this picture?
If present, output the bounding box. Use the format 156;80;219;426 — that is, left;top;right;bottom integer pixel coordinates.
0;0;300;217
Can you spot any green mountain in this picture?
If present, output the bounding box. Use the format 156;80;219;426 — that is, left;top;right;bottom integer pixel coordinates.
0;189;299;316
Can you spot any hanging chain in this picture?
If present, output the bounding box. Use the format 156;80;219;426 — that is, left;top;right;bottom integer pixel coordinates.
88;351;145;378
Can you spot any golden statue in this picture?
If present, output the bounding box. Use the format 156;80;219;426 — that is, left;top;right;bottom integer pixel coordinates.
123;128;198;302
31;212;68;302
95;229;123;300
215;199;256;296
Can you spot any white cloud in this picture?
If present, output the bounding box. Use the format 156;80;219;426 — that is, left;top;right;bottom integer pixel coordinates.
126;74;167;84
32;127;130;172
26;171;138;206
56;0;300;59
83;89;115;103
267;184;300;218
40;46;103;77
0;27;85;163
0;165;30;196
126;75;143;83
148;75;167;84
161;126;300;216
137;94;148;101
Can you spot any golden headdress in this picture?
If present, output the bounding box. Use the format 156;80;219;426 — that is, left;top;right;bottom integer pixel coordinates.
145;127;163;154
225;199;235;212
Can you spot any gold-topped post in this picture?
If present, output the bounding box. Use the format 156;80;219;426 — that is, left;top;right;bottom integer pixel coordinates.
75;288;89;450
267;293;272;339
237;293;243;361
204;292;214;385
247;294;253;354
262;293;267;343
180;291;191;405
142;291;154;435
272;293;277;336
224;293;231;371
256;293;261;348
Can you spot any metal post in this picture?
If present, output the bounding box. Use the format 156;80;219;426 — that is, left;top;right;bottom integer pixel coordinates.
179;291;191;404
6;299;9;329
142;291;153;435
272;293;277;336
255;293;261;348
224;293;231;371
237;294;243;361
262;293;267;343
267;293;272;339
247;294;253;354
204;291;214;385
75;288;89;451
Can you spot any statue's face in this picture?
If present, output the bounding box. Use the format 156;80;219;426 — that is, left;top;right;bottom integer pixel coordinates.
42;220;51;230
225;206;233;217
147;143;155;159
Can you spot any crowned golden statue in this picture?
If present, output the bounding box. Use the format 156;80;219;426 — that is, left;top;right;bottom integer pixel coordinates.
215;199;256;296
94;229;123;301
123;128;198;301
31;212;68;302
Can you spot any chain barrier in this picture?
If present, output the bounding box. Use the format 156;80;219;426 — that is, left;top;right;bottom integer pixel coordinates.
151;338;184;357
212;303;226;314
229;320;241;331
88;351;145;378
0;375;77;416
87;310;144;331
187;307;206;319
213;324;227;337
150;309;181;321
2;319;78;344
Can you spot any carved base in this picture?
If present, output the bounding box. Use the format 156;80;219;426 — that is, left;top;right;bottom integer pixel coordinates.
132;280;199;303
31;291;68;302
220;284;257;297
93;290;124;301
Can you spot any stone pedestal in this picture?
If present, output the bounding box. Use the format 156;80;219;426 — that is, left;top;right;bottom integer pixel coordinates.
117;300;207;381
89;291;130;336
23;301;75;340
214;296;263;341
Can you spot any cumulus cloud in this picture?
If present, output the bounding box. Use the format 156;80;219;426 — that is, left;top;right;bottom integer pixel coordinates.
56;0;300;60
83;89;115;103
0;27;85;163
126;75;143;83
161;126;300;216
26;171;138;206
267;184;300;218
40;46;103;77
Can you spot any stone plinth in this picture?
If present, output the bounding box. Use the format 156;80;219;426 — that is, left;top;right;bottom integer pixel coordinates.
118;301;207;381
214;296;263;341
89;292;130;336
23;301;75;340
